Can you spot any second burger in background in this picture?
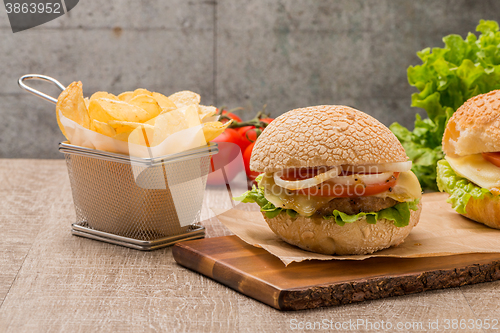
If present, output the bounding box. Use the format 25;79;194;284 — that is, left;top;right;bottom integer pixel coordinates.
235;105;422;255
438;90;500;229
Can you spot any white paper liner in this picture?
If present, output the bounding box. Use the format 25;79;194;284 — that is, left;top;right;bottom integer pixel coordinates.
59;110;208;157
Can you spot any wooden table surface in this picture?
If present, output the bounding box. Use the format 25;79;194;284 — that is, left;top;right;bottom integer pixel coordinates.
1;159;500;332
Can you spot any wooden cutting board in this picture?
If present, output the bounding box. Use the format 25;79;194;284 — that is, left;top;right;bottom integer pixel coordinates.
173;235;500;311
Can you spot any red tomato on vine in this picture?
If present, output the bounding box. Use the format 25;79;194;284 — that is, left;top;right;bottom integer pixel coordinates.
208;107;274;183
212;128;249;152
220;110;242;123
243;142;260;181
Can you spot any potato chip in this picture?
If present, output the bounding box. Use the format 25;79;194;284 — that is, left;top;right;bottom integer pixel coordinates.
128;126;155;147
108;120;155;130
168;90;200;108
198;105;217;120
202;120;232;142
108;120;155;134
56;81;90;139
128;94;162;119
113;125;137;135
152;92;177;112
118;91;134;102
108;119;155;146
58;84;212;149
177;105;201;128
89;98;151;123
141;117;156;128
90;91;118;101
113;131;131;142
152;110;189;146
91;119;116;137
133;88;152;97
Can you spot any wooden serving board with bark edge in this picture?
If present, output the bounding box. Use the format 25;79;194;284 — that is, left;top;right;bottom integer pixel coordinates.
172;235;500;311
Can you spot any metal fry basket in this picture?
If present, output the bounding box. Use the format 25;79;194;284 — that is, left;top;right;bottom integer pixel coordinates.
60;143;216;250
19;74;217;250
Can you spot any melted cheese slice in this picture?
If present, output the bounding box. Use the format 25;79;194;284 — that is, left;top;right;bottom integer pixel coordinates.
445;154;500;191
372;170;422;202
260;171;422;217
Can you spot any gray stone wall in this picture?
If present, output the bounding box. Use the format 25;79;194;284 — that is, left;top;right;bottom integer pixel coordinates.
1;0;499;158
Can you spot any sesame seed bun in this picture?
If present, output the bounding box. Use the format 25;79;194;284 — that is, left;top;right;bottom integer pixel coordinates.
250;105;408;173
263;202;422;255
443;90;500;156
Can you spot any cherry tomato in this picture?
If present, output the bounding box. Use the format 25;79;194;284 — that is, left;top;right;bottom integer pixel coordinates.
260;118;274;124
260;117;274;125
221;110;242;123
212;128;249;152
237;126;255;137
206;142;244;186
243;142;260;181
482;152;500;168
237;126;259;146
293;173;400;197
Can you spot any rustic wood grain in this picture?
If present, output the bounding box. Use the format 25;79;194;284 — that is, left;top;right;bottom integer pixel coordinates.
0;159;69;305
0;160;498;332
0;160;240;333
173;236;500;311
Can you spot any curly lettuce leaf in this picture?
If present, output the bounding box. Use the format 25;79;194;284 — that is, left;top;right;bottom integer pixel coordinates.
233;185;290;219
391;20;500;191
390;116;445;191
323;200;419;228
233;184;419;227
436;159;490;214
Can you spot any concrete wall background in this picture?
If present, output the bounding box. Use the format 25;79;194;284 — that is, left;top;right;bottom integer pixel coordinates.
0;0;499;158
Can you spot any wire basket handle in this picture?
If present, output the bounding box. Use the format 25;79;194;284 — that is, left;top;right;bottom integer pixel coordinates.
18;74;66;104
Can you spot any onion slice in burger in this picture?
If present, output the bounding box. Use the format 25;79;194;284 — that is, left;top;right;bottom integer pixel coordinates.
274;167;341;190
333;172;394;186
342;161;412;173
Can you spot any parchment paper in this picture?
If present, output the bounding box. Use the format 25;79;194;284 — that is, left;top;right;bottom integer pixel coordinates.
213;192;500;266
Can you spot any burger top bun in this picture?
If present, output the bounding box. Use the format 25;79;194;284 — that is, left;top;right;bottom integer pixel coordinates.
250;105;408;173
443;90;500;157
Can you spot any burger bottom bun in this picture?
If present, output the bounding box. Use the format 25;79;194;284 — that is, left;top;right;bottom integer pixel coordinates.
263;202;422;255
463;195;500;229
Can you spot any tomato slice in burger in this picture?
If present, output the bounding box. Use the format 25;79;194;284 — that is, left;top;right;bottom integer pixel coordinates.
482;152;500;168
293;172;399;197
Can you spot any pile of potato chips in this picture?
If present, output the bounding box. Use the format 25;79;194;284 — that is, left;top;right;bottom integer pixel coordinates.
56;81;230;147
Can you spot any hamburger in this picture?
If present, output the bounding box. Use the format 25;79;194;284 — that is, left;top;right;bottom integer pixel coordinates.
235;105;422;255
438;90;500;229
